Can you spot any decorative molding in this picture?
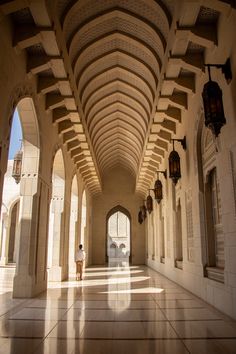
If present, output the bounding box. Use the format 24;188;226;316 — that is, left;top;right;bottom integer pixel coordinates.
230;147;236;217
185;189;194;262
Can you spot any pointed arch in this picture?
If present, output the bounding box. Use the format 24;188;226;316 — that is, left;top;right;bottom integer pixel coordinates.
106;205;131;262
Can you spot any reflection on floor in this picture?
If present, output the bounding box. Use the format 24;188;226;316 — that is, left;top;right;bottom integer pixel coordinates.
0;263;236;354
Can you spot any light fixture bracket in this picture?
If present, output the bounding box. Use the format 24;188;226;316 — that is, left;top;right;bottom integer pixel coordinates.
156;170;167;179
171;136;186;150
205;58;232;84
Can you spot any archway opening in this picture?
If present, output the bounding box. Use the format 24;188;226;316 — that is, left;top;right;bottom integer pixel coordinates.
106;207;131;264
0;97;40;295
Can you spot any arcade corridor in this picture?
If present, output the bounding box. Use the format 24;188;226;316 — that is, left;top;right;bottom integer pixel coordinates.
0;264;236;354
1;1;236;352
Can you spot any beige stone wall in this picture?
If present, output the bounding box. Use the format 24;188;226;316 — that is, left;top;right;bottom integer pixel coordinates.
146;6;236;319
91;167;145;265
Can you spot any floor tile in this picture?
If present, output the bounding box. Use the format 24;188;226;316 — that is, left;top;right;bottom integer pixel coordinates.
162;308;222;321
63;309;116;321
184;338;236;354
115;309;166;321
113;321;146;338
26;299;74;309
80;322;113;339
48;321;85;339
8;308;67;321
0;265;236;354
71;339;113;354
171;320;236;338
111;339;189;354
141;321;179;339
0;319;57;338
157;299;204;309
0;338;41;354
34;338;77;354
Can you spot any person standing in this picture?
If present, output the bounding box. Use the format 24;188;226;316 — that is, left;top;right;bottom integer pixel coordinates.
75;244;86;280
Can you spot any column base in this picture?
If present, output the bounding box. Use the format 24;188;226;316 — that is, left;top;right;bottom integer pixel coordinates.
13;273;47;298
0;257;8;265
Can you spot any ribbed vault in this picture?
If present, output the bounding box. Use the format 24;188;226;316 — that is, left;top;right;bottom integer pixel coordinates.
60;0;172;178
3;0;229;195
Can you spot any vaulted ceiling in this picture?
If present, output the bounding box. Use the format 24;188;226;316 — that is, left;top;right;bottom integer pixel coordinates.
60;0;172;181
1;0;233;195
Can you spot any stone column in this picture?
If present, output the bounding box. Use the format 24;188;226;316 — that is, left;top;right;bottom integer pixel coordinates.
68;207;78;275
13;203;20;263
148;215;153;260
152;205;157;260
13;175;47;297
48;197;65;281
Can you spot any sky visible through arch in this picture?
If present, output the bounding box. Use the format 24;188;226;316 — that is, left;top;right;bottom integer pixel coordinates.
8;110;22;159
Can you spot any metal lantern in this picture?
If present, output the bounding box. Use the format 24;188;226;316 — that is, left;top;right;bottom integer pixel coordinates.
154;178;163;204
141;203;147;220
146;193;153;214
202;59;232;137
138;209;143;224
169;146;181;185
202;80;226;137
12;149;23;184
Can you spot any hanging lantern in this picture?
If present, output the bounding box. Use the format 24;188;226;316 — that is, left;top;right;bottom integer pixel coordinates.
146;193;153;214
169;142;181;185
153;170;166;204
202;59;232;137
141;203;147;220
138;209;143;224
202;80;226;137
12;149;23;184
154;179;163;204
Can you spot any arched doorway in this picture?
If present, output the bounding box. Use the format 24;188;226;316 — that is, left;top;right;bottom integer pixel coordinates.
106;206;131;263
47;149;65;281
0;110;22;269
0;98;40;296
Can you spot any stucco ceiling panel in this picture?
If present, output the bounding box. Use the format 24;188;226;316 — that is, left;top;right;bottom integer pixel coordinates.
63;0;171;42
86;92;148;128
92;119;144;148
100;153;138;174
73;35;160;85
100;159;136;177
96;139;141;162
90;111;145;138
97;144;140;167
78;52;156;97
69;13;164;64
88;107;147;136
93;128;142;156
100;149;137;167
82;68;154;106
84;82;151;119
99;148;139;169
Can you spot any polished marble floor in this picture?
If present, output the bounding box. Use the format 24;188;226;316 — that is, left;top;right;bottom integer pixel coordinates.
0;263;236;354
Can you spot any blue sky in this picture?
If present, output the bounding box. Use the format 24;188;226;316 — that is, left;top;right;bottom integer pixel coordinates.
8;110;22;159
